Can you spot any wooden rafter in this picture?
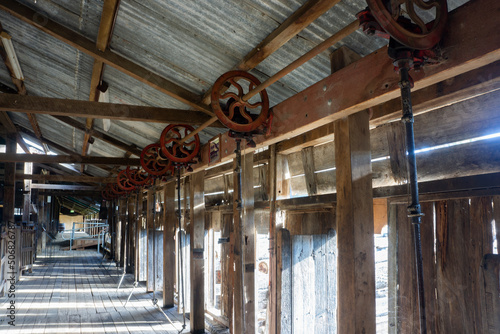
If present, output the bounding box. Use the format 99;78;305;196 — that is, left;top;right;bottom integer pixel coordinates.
82;0;122;171
0;0;212;115
0;153;140;165
51;115;142;157
30;184;100;191
16;174;116;183
0;93;222;126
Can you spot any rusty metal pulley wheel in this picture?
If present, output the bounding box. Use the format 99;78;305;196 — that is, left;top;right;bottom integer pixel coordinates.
126;166;152;186
367;0;448;50
117;169;136;191
160;124;200;164
102;186;115;201
211;71;270;133
140;143;174;176
110;183;126;196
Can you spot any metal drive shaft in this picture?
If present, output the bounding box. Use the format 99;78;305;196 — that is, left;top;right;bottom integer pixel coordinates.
398;59;427;334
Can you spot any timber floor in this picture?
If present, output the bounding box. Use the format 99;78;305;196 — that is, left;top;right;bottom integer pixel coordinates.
0;248;191;333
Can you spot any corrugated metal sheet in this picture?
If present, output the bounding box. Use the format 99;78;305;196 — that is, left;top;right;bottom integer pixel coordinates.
0;0;470;179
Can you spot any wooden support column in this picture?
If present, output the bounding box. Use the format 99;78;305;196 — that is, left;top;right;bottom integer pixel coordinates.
243;151;255;333
334;110;376;333
119;197;127;268
146;188;154;292
127;195;135;273
189;171;205;333
163;182;176;308
268;145;278;334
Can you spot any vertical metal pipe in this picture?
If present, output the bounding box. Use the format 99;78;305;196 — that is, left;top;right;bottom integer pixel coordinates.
399;61;427;334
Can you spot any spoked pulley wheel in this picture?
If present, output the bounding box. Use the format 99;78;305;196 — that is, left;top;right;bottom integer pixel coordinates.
117;169;136;192
110;183;127;196
366;0;448;50
140;143;174;176
211;71;270;133
160;124;201;164
126;166;152;187
102;184;115;201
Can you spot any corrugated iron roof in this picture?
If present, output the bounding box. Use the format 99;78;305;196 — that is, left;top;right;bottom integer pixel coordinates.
0;0;470;181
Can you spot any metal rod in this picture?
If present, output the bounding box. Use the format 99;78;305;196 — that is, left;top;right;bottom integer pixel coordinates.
177;168;187;329
179;20;360;145
398;60;427;334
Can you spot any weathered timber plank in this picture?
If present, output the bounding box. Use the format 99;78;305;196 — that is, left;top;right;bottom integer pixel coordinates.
242;152;256;333
163;182;176;308
189;171;205;333
335;110;375;334
301;146;317;196
436;199;473;332
0;153;140;165
277;228;292;334
0;93;223;125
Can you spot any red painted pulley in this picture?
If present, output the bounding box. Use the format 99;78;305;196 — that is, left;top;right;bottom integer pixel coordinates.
117;169;136;192
102;189;114;201
140;143;174;176
366;0;448;50
126;166;152;187
102;183;117;200
211;71;270;133
110;183;126;196
160;124;200;164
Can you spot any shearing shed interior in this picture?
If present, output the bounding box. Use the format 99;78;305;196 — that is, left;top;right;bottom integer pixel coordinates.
0;0;499;333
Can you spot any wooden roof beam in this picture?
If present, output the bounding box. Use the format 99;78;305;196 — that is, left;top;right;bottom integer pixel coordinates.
51;115;142;157
0;153;140;166
16;173;115;183
30;184;100;191
17;126;118;177
82;0;122;171
0;93;221;126
0;0;212;116
276;61;500;154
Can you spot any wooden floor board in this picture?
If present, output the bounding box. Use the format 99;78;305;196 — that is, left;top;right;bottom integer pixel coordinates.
0;248;190;333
